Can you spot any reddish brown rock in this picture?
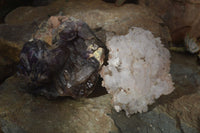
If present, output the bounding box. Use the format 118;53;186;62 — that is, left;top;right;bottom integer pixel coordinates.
140;0;200;44
33;16;68;45
167;1;200;44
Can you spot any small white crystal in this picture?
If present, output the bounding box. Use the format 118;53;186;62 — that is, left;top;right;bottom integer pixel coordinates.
100;27;174;116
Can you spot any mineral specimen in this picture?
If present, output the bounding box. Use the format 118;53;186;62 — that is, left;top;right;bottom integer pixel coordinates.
18;17;107;98
100;27;174;115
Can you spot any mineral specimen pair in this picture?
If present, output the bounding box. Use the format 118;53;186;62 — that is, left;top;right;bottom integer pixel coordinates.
18;16;174;115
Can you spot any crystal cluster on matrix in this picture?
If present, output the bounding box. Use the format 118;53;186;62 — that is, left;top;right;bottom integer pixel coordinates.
100;27;174;116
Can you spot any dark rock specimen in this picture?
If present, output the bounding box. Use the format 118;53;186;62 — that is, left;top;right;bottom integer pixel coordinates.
18;17;107;98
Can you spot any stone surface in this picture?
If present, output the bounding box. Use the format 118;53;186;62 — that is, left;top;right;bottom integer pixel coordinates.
140;0;200;44
5;0;171;47
0;20;106;84
1;0;200;132
112;108;199;133
0;0;53;22
0;24;37;44
0;76;118;133
0;52;200;133
158;51;200;130
0;119;26;133
0;24;37;83
111;51;200;133
0;0;172;83
166;1;200;44
5;3;61;25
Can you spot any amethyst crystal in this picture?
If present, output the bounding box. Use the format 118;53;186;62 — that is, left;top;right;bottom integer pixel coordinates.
18;17;107;98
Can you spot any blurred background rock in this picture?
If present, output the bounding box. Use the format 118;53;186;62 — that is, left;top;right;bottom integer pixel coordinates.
0;0;54;23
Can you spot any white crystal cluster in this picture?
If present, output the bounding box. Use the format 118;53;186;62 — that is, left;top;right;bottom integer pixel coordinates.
100;27;174;116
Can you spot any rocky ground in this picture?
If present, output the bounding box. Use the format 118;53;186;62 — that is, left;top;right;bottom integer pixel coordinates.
140;0;200;44
0;0;200;133
0;52;199;133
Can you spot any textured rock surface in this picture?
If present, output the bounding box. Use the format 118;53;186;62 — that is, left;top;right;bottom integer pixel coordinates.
1;0;172;81
0;0;199;132
111;52;200;133
5;5;61;25
0;24;37;83
112;108;199;133
0;119;26;133
0;52;199;133
140;0;200;44
0;76;118;133
0;24;37;44
159;52;200;130
4;0;171;47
